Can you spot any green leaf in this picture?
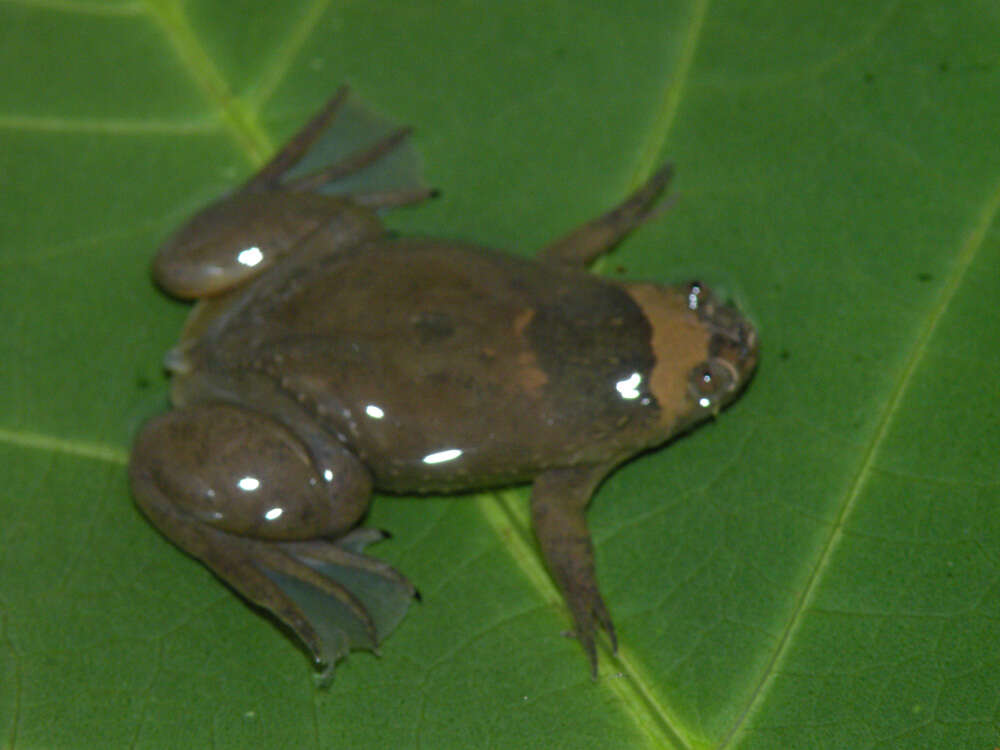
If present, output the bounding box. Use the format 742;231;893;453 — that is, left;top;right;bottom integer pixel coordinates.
2;0;998;747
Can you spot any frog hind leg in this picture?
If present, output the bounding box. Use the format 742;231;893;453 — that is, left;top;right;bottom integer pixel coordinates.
246;85;433;210
537;164;674;268
129;405;416;677
530;463;618;677
133;482;416;678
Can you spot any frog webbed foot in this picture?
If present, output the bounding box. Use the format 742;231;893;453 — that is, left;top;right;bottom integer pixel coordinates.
261;530;417;679
256;84;435;210
530;464;619;677
139;502;416;682
145;514;415;678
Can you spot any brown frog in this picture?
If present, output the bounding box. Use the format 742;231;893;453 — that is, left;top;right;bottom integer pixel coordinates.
130;86;758;680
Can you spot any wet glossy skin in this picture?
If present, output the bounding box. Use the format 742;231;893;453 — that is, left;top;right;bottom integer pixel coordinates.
130;87;758;680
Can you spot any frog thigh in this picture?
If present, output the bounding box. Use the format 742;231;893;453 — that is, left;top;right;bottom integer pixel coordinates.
537;164;674;268
530;462;619;676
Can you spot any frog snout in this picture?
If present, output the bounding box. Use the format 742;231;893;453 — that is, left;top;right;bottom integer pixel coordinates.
682;282;755;375
678;282;758;415
710;311;758;386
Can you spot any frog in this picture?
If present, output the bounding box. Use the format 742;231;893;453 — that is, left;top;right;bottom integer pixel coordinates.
129;85;758;680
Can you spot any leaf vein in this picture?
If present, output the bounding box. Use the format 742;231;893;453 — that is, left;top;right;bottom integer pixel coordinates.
142;0;272;163
0;114;216;135
249;0;332;109
0;427;126;464
629;0;710;186
0;0;142;16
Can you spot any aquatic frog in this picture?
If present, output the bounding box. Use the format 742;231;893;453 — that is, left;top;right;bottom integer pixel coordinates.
129;86;758;679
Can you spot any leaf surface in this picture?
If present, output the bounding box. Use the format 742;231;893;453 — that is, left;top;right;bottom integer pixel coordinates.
2;1;998;747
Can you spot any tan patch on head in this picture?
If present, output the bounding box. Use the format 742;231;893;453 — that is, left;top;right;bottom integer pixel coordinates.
624;283;710;431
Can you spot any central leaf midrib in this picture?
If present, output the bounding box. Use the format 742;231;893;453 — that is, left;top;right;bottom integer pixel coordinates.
143;0;273;164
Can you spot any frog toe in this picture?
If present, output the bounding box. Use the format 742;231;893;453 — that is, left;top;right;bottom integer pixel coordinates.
278;88;431;210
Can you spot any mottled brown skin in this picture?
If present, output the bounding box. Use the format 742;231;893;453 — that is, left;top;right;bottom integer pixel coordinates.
130;86;758;679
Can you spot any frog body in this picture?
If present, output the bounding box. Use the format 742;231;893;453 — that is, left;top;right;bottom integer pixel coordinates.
130;86;758;679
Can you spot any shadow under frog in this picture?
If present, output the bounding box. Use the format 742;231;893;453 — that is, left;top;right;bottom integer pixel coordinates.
130;86;758;680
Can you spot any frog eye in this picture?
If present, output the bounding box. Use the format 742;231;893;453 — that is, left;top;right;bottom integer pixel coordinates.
688;358;738;411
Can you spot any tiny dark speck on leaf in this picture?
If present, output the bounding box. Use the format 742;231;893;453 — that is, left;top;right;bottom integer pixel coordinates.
136;375;151;389
615;265;627;274
779;349;790;361
917;272;933;282
939;60;950;72
863;72;875;83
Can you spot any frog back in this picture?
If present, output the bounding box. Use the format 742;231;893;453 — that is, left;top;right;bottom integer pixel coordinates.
205;238;663;491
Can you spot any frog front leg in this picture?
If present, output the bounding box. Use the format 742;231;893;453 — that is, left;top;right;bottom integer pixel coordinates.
530;463;618;676
129;403;416;677
538;164;674;267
